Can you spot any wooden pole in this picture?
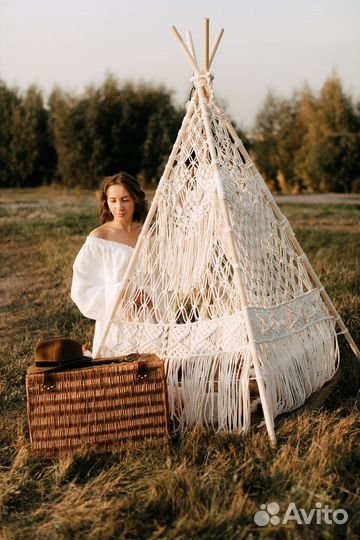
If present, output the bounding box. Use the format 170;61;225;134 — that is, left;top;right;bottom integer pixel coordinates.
92;99;196;358
209;28;224;68
215;102;360;360
195;87;277;447
204;18;210;71
171;26;201;74
186;31;198;65
170;21;277;445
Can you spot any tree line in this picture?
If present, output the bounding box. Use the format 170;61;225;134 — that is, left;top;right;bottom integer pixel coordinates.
0;75;184;189
252;72;360;193
0;72;359;192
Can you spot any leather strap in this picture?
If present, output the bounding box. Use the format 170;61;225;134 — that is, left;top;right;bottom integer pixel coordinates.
41;354;150;390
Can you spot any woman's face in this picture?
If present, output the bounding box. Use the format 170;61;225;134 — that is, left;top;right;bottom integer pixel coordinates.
106;183;136;223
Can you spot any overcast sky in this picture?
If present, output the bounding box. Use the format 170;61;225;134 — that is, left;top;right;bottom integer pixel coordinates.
1;0;359;130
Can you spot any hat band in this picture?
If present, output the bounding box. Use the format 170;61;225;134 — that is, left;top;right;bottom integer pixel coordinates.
35;356;85;368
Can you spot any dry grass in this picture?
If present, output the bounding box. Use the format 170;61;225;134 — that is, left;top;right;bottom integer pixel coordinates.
0;188;359;540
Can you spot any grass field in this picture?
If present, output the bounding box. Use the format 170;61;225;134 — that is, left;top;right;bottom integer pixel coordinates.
0;187;359;540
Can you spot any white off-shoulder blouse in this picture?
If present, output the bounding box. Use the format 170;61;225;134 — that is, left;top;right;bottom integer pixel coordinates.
70;235;136;355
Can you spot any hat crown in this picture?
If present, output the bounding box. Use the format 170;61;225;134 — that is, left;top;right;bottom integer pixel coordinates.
35;338;83;365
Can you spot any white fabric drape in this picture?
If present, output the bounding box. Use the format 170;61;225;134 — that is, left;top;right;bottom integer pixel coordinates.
70;236;135;354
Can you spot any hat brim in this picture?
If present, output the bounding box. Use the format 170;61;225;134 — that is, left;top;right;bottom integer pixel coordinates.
27;356;93;375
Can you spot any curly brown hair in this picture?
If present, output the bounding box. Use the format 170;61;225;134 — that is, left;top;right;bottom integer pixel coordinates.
97;172;149;225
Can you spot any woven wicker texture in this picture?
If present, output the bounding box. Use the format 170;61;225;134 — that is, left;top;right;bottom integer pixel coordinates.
26;355;169;457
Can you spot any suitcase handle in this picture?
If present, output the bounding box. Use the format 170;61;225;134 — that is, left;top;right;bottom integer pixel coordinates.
42;354;150;390
91;354;149;379
90;353;139;366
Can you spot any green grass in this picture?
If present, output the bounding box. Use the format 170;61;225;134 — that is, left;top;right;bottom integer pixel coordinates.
0;189;359;539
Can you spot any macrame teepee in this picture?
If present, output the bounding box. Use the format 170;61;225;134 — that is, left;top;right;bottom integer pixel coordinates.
93;19;359;446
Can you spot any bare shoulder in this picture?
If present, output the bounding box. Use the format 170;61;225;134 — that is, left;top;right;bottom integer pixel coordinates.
88;223;142;240
135;225;144;241
88;224;109;239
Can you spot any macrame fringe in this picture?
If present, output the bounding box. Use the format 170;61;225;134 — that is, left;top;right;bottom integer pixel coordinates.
160;318;339;434
258;318;340;416
163;349;253;434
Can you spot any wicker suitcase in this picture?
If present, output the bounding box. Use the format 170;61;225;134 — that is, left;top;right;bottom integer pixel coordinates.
26;353;169;457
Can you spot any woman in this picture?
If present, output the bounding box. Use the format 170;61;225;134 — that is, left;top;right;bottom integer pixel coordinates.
70;171;152;356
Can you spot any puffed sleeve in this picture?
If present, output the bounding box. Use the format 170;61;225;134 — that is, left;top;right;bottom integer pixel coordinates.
70;241;124;322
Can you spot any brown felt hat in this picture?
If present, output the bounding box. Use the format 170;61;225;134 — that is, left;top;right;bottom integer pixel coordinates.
27;337;92;375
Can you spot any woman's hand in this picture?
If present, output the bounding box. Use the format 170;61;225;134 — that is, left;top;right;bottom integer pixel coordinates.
134;289;153;309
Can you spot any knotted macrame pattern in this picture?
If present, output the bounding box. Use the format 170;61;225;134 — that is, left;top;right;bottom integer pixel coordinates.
96;76;339;434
